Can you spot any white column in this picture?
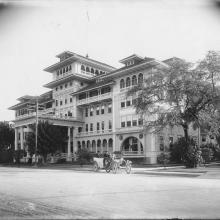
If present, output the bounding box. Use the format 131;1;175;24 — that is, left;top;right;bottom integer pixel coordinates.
95;141;97;153
67;127;71;161
72;127;77;161
20;127;24;150
15;127;18;151
107;140;109;152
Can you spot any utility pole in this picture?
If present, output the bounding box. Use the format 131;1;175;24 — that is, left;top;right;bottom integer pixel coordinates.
35;98;39;166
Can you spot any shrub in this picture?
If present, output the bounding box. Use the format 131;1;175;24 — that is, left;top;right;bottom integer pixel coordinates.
170;137;191;163
169;137;201;168
200;143;215;163
157;152;170;165
184;144;200;168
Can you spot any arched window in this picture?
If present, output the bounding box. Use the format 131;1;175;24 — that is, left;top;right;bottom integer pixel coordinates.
91;68;94;74
63;67;65;73
126;77;131;87
120;79;125;89
138;73;143;84
66;67;68;72
60;69;62;74
132;75;137;86
81;65;85;71
95;70;99;75
69;65;72;71
86;67;90;72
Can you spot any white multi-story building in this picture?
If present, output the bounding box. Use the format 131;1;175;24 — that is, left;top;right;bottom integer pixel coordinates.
9;51;208;164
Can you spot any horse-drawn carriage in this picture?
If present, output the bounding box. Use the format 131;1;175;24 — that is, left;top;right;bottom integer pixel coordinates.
93;151;132;174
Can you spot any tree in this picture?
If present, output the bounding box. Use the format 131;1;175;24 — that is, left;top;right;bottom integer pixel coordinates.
26;121;68;162
128;55;220;146
0;121;14;163
0;121;14;151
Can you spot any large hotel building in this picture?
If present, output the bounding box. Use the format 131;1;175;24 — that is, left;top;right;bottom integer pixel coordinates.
9;51;208;164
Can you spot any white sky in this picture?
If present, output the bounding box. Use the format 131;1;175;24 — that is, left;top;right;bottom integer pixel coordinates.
1;0;220;121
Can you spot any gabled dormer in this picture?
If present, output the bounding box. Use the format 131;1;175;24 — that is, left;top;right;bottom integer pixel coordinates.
119;54;145;67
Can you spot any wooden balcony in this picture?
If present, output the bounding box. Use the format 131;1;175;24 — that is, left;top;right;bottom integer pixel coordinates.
76;92;112;106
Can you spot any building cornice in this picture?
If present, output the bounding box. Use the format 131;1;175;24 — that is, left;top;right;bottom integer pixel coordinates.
101;59;168;80
44;53;116;73
43;73;94;89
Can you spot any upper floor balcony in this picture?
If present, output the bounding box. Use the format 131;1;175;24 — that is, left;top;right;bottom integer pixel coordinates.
76;129;113;138
77;92;112;106
15;108;81;122
75;82;114;106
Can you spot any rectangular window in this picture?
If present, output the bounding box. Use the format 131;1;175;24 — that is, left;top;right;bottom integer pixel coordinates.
85;108;88;117
121;122;125;128
159;136;164;151
121;102;125;108
97;122;100;132
90;123;93;132
96;106;99;115
109;120;112;130
101;121;104;131
132;98;136;105
70;98;72;103
56;100;58;106
202;135;206;142
138;118;143;126
65;99;67;104
60;100;63;106
132;120;137;126
101;105;104;114
90;107;93;116
56;87;58;91
86;124;88;132
108;104;112;113
65;83;67;88
126;100;131;107
127;121;131;127
60;85;63;90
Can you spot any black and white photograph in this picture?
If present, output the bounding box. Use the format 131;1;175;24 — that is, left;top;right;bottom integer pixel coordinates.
1;0;220;219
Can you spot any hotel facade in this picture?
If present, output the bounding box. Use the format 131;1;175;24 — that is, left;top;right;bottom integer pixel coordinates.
9;51;210;164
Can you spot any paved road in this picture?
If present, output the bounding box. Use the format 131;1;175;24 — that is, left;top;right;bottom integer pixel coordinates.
0;167;220;219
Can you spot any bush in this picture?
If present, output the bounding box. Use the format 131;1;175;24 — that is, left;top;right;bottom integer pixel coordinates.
169;137;201;168
200;143;215;163
157;152;170;165
184;144;200;168
170;137;191;163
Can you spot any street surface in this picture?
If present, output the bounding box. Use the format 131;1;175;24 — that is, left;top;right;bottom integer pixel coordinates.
0;166;220;219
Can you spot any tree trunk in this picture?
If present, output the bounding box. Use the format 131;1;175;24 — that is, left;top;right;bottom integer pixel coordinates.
182;123;189;145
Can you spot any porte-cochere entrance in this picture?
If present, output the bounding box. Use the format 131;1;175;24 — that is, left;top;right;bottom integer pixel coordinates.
121;136;144;156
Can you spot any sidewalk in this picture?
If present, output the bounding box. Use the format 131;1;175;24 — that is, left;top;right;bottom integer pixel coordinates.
1;162;220;178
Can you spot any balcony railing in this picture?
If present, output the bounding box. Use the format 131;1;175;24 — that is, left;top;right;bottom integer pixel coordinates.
15;108;81;121
122;151;144;157
76;129;112;137
77;92;112;106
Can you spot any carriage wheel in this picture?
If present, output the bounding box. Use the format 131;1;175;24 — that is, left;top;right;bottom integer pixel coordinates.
113;162;118;174
93;162;99;172
125;164;131;174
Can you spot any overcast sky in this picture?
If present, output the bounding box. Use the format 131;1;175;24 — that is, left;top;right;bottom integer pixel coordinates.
1;0;220;121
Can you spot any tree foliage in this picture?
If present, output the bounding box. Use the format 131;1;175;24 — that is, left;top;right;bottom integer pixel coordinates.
26;120;67;159
0;121;14;151
128;52;220;144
